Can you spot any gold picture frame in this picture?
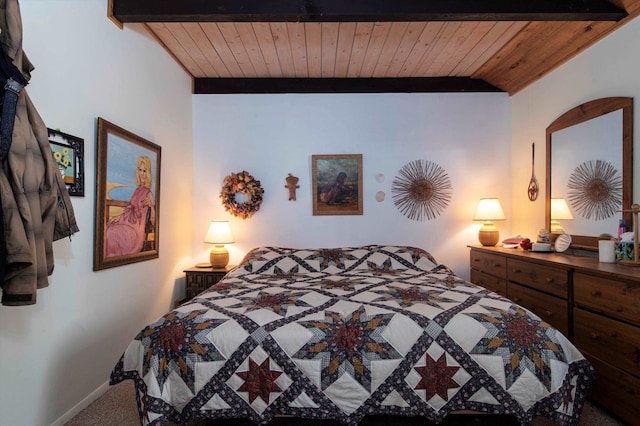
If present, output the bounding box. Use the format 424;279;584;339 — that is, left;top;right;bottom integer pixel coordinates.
312;154;363;216
94;118;161;270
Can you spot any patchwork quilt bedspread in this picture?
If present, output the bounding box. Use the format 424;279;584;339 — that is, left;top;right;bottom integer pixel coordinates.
110;245;594;425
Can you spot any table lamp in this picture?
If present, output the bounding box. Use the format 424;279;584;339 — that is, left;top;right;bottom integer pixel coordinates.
473;198;506;246
204;220;235;268
551;198;573;233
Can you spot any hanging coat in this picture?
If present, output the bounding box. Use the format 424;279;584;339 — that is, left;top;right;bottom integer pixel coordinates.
0;0;79;306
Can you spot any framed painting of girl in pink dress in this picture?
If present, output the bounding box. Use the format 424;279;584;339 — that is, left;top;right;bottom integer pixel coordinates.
94;118;161;271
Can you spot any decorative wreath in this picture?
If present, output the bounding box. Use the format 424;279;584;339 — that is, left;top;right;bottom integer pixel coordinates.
220;171;264;219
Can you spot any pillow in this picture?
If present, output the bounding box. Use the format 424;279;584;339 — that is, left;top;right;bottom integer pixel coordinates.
352;245;439;271
233;245;438;276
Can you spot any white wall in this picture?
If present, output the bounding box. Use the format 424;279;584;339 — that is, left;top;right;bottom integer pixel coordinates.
0;1;193;425
511;16;640;238
192;93;512;278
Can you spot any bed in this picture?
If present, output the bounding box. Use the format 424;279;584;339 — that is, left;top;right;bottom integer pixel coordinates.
110;245;594;425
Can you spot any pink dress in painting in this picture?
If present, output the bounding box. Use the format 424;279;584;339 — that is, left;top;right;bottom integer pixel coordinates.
105;186;152;257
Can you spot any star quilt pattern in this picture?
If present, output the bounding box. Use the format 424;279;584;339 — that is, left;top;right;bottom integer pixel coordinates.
110;245;593;425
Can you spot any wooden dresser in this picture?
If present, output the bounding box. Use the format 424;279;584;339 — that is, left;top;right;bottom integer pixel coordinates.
469;246;640;424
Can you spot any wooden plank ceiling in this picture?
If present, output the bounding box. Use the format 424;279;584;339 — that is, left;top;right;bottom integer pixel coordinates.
109;0;640;95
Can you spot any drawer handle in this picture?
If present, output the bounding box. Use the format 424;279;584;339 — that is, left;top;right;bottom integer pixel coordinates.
590;332;600;340
545;310;553;317
512;297;521;303
616;307;623;313
545;277;554;283
512;268;521;273
610;332;618;338
591;290;601;297
473;258;480;262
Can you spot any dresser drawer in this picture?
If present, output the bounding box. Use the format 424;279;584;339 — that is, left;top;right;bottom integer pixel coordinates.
584;353;640;425
507;259;568;298
574;308;640;377
574;272;640;325
509;283;569;337
470;269;507;297
469;250;507;279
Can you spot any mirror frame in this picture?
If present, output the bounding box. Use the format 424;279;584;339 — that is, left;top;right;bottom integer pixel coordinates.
545;97;633;249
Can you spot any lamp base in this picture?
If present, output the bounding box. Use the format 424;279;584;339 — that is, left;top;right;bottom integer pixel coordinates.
478;222;500;246
550;220;565;234
210;245;229;268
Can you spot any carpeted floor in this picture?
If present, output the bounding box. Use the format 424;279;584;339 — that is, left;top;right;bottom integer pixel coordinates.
64;381;624;426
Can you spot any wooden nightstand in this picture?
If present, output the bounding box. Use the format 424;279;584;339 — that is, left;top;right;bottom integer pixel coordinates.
182;265;235;303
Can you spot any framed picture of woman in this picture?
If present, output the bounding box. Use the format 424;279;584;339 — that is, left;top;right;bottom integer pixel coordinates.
312;154;363;216
94;118;161;271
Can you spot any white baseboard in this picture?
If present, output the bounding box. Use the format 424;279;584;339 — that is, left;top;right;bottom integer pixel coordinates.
50;380;111;426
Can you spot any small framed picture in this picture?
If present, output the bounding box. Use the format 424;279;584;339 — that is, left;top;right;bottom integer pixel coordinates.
48;128;84;196
312;154;363;216
94;118;161;271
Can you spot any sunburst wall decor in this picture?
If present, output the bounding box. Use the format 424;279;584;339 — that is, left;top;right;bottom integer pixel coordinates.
391;160;452;221
567;159;622;221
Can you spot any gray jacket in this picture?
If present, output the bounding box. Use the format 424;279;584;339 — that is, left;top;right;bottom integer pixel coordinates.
0;0;79;306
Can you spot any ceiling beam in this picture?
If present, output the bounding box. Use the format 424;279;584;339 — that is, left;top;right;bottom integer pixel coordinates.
111;0;627;23
193;77;503;94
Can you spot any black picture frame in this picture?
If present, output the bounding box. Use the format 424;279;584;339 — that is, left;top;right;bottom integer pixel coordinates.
48;128;84;196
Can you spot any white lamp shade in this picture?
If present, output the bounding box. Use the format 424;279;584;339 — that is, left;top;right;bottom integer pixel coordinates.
204;221;235;244
473;198;506;221
551;198;574;220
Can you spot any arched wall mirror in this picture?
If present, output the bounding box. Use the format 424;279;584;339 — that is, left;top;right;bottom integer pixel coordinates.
545;97;633;249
